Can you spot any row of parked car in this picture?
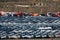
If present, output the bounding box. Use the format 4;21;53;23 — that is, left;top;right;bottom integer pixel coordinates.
0;11;60;38
0;15;60;23
0;23;60;38
0;11;60;17
0;11;39;16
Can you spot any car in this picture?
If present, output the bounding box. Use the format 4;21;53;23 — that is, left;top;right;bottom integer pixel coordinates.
55;12;60;17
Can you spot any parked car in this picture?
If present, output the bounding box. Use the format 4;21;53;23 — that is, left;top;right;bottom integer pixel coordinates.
55;12;60;17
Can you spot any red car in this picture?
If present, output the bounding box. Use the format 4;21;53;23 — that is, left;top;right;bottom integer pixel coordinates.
15;12;24;16
55;12;60;17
